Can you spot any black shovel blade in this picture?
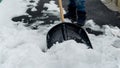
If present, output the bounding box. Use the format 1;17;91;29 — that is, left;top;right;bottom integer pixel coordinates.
47;22;93;49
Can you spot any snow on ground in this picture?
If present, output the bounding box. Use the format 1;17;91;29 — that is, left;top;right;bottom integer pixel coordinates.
0;0;120;68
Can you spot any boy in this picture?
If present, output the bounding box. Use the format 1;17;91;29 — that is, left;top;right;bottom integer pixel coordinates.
64;0;86;26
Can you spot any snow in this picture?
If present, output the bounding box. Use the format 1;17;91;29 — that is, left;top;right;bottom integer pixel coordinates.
42;1;66;17
0;0;120;68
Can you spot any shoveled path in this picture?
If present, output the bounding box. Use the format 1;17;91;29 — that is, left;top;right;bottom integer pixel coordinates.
12;0;120;27
86;0;120;27
12;0;120;35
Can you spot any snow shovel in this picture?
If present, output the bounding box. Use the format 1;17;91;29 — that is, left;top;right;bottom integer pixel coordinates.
47;0;93;49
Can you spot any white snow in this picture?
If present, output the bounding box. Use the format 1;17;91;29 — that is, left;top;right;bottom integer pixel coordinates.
0;0;120;68
42;1;66;17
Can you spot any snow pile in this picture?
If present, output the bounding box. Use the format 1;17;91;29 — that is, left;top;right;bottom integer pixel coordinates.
42;1;66;17
0;0;120;68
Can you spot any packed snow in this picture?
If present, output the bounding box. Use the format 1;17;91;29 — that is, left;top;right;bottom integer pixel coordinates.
0;0;120;68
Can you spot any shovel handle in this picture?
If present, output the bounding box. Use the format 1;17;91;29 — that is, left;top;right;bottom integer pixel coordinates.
58;0;64;22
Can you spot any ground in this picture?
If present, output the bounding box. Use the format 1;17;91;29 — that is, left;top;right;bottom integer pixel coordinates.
12;0;120;27
11;0;120;35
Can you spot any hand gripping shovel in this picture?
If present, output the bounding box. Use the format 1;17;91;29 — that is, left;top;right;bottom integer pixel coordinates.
46;0;93;49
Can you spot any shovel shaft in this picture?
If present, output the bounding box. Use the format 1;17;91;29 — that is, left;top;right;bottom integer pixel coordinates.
58;0;64;22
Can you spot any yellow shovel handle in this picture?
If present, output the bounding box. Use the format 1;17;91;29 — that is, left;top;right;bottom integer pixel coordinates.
58;0;64;22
